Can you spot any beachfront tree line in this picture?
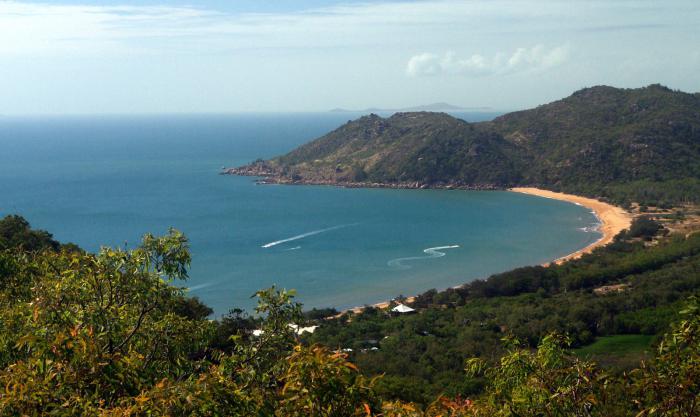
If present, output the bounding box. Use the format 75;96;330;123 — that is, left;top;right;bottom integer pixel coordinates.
0;215;699;416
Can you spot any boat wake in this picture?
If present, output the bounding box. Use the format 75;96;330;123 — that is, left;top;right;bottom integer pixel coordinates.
188;282;214;291
387;245;460;270
261;223;359;248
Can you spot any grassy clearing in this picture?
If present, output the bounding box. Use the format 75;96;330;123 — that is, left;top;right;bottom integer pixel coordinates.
576;334;654;356
574;335;655;371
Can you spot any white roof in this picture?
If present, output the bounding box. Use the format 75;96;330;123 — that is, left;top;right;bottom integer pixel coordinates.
288;324;319;335
391;303;415;313
252;324;319;337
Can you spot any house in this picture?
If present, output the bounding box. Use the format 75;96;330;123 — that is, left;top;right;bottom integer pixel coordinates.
250;324;319;337
391;303;416;314
288;324;319;335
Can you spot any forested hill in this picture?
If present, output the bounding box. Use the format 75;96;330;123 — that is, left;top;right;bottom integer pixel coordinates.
489;84;700;203
227;85;700;206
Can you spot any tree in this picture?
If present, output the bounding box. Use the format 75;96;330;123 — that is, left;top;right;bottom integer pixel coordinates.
277;345;378;416
631;297;700;416
0;214;61;252
0;229;214;414
464;334;614;416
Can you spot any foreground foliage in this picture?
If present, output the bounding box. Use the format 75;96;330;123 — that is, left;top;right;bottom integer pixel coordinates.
631;299;700;416
0;222;378;416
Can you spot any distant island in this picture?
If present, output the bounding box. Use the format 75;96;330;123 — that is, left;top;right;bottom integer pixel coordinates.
329;102;491;113
225;84;700;208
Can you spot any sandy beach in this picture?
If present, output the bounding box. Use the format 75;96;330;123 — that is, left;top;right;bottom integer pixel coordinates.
336;188;633;316
510;187;633;265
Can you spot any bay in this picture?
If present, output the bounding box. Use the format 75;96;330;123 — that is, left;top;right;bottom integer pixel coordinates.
0;113;600;314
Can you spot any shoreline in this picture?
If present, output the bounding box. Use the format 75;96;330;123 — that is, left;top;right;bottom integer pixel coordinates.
220;166;500;191
509;187;633;265
222;168;634;316
336;187;633;316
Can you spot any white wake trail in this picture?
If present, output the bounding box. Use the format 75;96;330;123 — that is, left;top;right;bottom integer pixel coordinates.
388;245;460;270
261;223;358;249
187;282;214;291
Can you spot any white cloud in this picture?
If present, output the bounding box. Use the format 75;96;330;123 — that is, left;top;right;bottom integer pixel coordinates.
406;45;570;77
0;2;222;56
0;1;595;57
0;1;461;56
405;53;441;76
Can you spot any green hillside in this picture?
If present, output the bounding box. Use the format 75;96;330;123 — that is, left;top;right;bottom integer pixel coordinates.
279;112;524;186
228;85;700;205
490;84;700;203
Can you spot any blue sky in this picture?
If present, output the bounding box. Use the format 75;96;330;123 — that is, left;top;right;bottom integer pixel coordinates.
1;0;698;114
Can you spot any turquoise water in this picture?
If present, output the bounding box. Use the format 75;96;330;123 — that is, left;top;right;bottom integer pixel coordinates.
0;113;600;314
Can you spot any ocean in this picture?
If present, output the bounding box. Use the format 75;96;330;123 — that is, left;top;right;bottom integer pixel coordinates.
0;112;601;315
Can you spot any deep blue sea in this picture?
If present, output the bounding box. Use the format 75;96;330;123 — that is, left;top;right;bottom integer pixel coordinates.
0;113;600;315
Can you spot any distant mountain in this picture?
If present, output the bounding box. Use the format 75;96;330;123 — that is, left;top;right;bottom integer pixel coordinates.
329;103;490;113
228;85;700;205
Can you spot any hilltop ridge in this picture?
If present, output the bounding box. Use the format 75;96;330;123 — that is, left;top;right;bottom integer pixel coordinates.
328;102;489;112
225;85;700;205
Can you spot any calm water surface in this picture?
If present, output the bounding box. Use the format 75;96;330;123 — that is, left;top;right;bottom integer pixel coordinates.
0;113;600;314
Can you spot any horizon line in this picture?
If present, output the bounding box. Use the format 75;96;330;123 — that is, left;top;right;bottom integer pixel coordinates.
0;109;511;118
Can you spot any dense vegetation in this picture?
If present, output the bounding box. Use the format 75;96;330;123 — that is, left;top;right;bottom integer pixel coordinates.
0;214;78;252
276;112;525;186
0;216;378;416
1;215;699;415
234;84;700;206
307;220;700;404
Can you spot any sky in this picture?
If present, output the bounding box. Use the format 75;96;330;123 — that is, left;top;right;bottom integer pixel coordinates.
0;0;699;114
